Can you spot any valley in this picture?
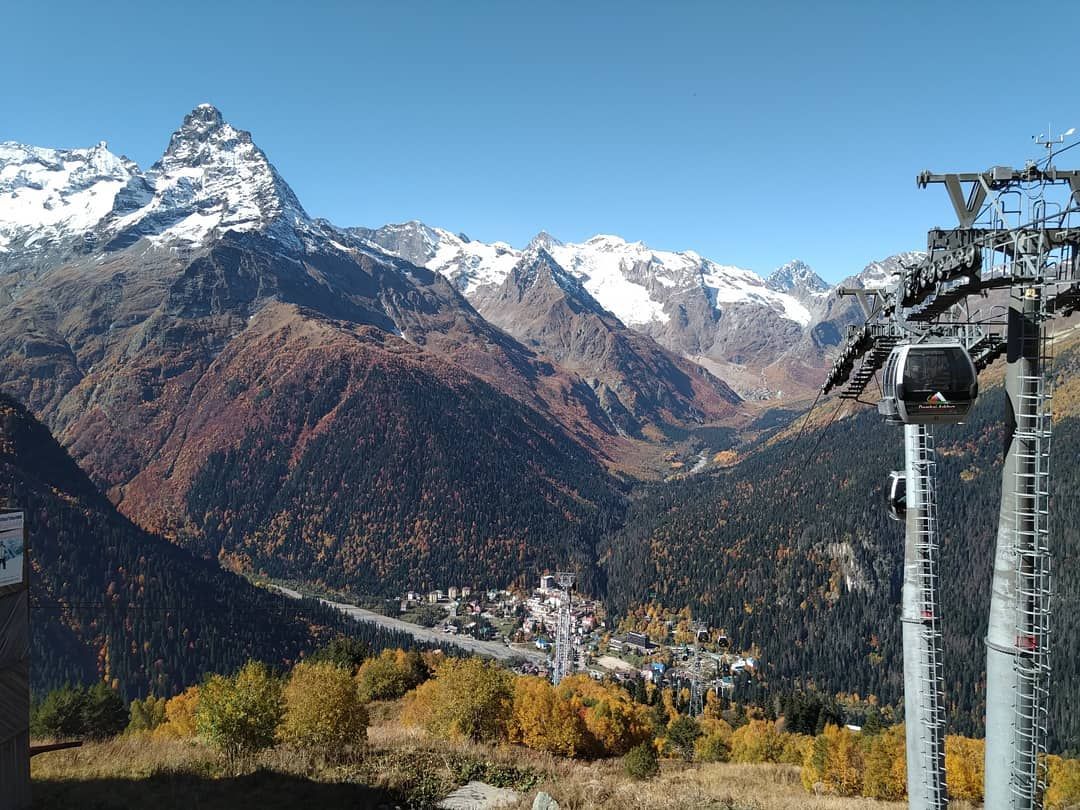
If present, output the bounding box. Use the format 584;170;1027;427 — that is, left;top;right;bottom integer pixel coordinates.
2;101;1079;810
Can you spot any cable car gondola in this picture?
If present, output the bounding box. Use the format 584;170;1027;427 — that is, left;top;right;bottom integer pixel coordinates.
877;342;978;425
887;471;906;521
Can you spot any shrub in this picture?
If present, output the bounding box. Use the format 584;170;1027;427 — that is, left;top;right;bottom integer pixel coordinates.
196;660;283;767
1047;755;1080;809
402;658;512;743
31;683;127;741
154;686;200;739
31;685;89;740
665;715;701;761
356;649;428;703
509;676;588;757
309;636;371;671
82;683;128;739
730;718;785;763
624;741;660;780
945;735;984;802
280;661;368;761
127;695;167;735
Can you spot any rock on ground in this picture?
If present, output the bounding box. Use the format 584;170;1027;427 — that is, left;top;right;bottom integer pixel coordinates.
437;781;520;810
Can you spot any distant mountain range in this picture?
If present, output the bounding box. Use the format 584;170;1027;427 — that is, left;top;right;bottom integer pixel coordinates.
353;222;916;401
0;103;926;594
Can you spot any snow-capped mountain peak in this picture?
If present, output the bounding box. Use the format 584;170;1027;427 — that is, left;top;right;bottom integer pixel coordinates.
766;259;829;297
855;251;925;288
513;246;596;304
526;230;564;252
0;141;139;254
356;221;820;331
1;105;313;259
110;104;309;248
353;220;520;296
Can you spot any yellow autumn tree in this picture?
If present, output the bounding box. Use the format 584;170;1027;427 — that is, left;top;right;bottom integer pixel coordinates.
196;661;283;768
558;675;653;757
355;649;428;703
508;676;588;757
401;657;512;743
280;661;369;762
861;725;906;800
945;735;984;802
702;689;725;721
780;732;814;766
802;724;863;796
730;719;786;763
660;687;679;723
153;686;200;739
694;717;733;762
1046;755;1080;809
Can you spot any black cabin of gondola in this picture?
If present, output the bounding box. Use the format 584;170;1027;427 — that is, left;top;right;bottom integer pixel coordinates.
878;343;978;425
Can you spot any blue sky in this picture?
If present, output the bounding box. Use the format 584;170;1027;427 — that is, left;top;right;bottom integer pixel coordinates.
3;1;1078;281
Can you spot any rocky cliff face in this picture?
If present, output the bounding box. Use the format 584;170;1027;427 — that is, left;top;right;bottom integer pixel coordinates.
474;248;740;437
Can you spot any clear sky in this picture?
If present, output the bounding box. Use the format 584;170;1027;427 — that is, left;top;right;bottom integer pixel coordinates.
3;0;1078;281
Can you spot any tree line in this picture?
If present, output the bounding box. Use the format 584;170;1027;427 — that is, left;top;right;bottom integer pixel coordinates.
602;381;1080;753
30;638;1080;806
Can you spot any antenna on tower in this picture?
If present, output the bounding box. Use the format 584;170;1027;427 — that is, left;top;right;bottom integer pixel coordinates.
1034;125;1076;162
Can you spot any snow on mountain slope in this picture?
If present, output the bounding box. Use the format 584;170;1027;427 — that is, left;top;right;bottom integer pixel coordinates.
107;104;311;249
358;222;815;329
0;142;140;253
0;105;314;265
349;221;520;295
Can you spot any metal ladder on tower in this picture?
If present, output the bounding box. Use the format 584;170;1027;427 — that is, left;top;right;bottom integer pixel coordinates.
910;424;948;808
1009;282;1054;806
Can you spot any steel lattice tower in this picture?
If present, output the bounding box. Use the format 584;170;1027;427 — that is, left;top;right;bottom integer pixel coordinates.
552;572;575;685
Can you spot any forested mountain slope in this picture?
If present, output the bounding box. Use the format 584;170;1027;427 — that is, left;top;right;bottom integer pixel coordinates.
603;345;1080;752
0;394;412;699
178;302;626;594
0;105;739;593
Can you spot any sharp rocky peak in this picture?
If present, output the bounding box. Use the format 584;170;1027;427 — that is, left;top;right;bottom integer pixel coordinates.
107;104;310;248
766;259;828;295
526;230;564;252
512;247;603;309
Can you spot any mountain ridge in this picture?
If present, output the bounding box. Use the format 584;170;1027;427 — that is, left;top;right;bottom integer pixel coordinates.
0;392;411;699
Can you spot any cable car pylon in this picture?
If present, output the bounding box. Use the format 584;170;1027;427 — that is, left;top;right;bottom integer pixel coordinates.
901;422;948;809
820;142;1080;809
985;281;1054;809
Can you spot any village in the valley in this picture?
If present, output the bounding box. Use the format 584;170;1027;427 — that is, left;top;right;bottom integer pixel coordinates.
388;574;760;694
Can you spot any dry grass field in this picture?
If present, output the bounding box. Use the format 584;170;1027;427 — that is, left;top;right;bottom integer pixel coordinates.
29;706;982;810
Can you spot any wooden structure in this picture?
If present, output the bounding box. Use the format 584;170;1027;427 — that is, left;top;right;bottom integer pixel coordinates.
0;509;29;810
